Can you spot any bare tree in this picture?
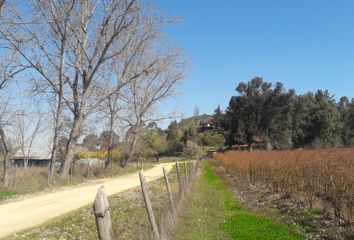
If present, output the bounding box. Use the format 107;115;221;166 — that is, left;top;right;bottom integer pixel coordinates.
101;85;121;169
54;0;157;178
120;43;186;167
0;49;23;187
1;0;186;179
0;98;14;188
0;0;75;182
100;37;155;169
56;0;178;178
14;110;43;168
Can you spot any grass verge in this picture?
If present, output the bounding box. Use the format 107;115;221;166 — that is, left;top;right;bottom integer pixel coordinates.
174;161;304;240
0;190;27;202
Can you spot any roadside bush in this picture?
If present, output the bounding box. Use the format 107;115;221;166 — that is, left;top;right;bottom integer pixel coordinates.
74;150;121;161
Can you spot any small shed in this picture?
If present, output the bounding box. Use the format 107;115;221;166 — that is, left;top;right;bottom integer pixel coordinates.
12;149;51;166
12;156;50;166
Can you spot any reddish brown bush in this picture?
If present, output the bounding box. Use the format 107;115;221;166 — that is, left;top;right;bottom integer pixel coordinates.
214;148;354;225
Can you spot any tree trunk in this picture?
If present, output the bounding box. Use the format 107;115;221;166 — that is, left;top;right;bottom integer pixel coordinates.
2;156;10;186
60;115;83;179
50;34;66;182
2;151;10;188
105;146;113;169
0;127;11;188
124;133;138;168
48;102;63;183
104;120;114;170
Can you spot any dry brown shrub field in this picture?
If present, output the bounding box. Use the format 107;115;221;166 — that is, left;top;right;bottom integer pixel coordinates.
214;149;354;226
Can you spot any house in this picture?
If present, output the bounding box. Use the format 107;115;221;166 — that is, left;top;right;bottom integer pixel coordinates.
12;149;51;166
231;136;264;151
198;120;216;132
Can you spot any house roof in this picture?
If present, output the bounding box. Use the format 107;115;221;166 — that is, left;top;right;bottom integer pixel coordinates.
13;148;51;160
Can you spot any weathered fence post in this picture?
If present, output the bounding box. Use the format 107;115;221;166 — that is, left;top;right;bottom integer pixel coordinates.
176;161;183;194
195;159;199;174
189;160;193;180
139;170;160;240
184;161;189;185
194;160;197;176
93;186;113;240
190;161;194;179
12;163;16;190
163;166;176;216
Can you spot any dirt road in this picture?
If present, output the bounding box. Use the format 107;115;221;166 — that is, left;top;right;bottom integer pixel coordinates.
0;163;174;239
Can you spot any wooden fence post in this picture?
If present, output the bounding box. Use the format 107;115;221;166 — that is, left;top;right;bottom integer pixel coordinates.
194;160;197;176
195;159;199;173
176;161;183;194
93;186;113;240
184;161;189;185
189;160;193;180
12;163;16;190
139;170;160;240
190;161;194;179
163;166;176;216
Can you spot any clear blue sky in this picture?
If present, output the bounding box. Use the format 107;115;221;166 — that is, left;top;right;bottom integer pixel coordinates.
156;0;354;118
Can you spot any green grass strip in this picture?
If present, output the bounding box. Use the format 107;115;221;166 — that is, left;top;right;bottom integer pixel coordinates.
175;161;304;240
0;190;21;201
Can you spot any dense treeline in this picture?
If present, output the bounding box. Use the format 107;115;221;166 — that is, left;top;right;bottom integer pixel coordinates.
77;117;218;162
220;77;354;149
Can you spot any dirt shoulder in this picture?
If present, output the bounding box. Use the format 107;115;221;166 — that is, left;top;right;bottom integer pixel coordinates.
0;163;174;239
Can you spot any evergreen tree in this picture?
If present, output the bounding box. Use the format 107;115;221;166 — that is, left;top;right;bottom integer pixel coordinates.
165;120;183;154
213;105;225;133
338;96;352;145
224;77;295;149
